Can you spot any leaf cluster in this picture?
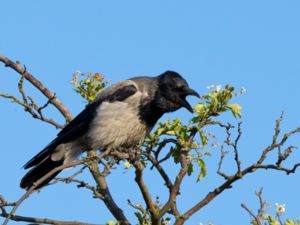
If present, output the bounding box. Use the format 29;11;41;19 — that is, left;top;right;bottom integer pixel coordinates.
71;71;109;103
191;85;242;124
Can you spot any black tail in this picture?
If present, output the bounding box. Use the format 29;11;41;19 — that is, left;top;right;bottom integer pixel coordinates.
20;156;63;190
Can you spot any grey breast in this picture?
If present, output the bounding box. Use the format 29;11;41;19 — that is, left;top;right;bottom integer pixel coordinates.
86;77;157;150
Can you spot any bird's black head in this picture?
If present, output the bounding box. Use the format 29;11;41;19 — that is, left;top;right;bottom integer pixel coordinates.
155;71;200;113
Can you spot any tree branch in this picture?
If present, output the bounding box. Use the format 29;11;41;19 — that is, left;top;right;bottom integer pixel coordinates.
0;92;64;129
134;161;159;224
159;152;188;219
173;115;300;225
54;177;104;200
145;153;173;192
85;151;130;225
0;56;130;224
241;188;267;225
2;158;86;225
1;212;101;225
0;54;73;122
2;150;113;225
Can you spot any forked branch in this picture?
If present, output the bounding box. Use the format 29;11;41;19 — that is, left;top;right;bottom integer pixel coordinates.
173;115;300;225
0;55;73;122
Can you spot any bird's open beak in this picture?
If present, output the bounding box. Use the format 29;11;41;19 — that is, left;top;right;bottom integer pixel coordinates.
179;87;200;113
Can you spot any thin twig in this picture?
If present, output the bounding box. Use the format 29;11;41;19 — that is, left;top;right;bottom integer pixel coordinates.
241;203;262;225
0;91;64;129
276;212;284;225
54;177;104;200
233;122;242;174
217;146;230;179
2;159;85;225
1;211;102;225
145;153;173;191
223;122;242;175
154;138;179;160
173;115;300;225
49;166;86;187
127;199;146;213
0;54;73;122
255;188;265;218
159;127;199;220
3;151;111;225
159;152;188;218
134;161;159;224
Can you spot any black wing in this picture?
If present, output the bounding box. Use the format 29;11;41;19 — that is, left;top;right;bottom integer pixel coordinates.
23;84;137;169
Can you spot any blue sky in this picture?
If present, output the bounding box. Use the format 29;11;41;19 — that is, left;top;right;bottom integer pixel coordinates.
1;1;300;225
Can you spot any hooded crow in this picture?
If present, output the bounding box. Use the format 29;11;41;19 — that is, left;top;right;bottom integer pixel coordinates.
20;71;200;189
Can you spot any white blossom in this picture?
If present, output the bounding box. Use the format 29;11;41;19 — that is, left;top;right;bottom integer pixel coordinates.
240;87;246;94
206;84;214;90
216;85;222;92
275;203;286;214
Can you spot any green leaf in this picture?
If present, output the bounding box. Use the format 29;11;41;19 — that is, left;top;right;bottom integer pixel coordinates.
156;127;166;136
190;115;201;124
194;103;205;113
166;130;176;136
267;216;280;225
180;130;188;142
270;221;280;225
285;220;296;225
71;72;108;103
172;147;180;164
197;159;207;182
227;104;242;118
134;212;144;224
262;214;270;220
198;129;208;146
187;163;194;176
190;142;199;149
123;161;132;169
106;220;116;225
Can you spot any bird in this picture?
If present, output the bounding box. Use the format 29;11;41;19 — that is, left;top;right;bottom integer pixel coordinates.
20;71;200;190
